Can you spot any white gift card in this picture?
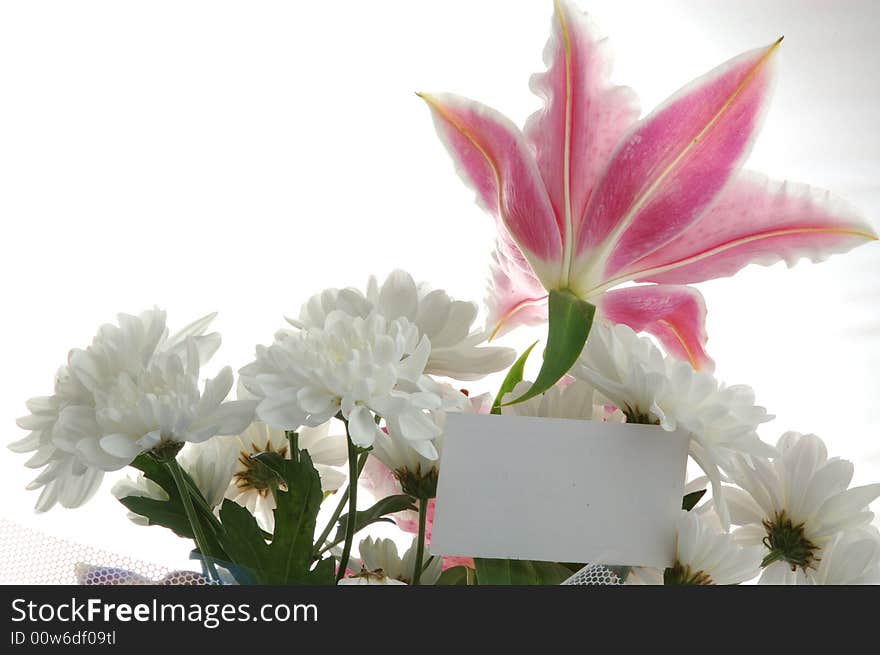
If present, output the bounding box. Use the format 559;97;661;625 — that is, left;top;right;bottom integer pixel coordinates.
430;413;690;569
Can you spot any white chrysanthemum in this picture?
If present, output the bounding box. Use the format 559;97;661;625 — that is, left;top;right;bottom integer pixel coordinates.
241;310;448;459
370;386;481;498
572;321;776;527
726;432;880;584
665;510;763;585
354;536;443;585
93;344;256;466
291;269;515;380
225;421;347;532
111;436;239;525
780;527;880;585
10;310;235;511
500;379;625;423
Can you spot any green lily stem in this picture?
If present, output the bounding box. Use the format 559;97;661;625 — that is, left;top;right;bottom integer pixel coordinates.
335;425;360;582
314;451;369;557
164;457;221;584
412;496;429;585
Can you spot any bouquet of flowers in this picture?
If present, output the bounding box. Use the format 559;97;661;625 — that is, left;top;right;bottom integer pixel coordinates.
10;0;880;586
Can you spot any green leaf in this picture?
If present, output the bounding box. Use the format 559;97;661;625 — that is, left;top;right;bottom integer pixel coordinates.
217;450;335;585
119;496;194;539
682;489;707;512
503;289;595;406
491;341;539;414
474;558;573;585
129;452;178;496
436;566;473;585
331;494;418;548
121;453;226;559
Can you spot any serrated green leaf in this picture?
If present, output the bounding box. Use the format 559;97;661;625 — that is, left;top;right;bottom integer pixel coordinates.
682;489;707;512
503;289;595;406
217;451;335;585
119;496;194;539
474;558;572;585
491;341;538;414
122;454;226;559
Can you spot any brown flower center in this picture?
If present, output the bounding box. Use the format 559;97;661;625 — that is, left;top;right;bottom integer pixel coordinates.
233;440;289;497
761;510;820;572
664;561;714;585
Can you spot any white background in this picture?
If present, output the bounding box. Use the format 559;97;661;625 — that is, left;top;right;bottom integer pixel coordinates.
1;0;878;571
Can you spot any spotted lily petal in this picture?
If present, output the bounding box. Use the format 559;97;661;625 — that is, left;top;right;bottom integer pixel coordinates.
572;40;782;293
597;285;712;370
419;92;563;288
611;171;878;285
524;0;639;285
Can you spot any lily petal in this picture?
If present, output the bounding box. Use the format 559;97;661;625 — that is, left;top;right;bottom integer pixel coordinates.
525;0;639;282
614;171;878;285
573;40;782;290
485;234;549;339
597;284;712;370
419;92;563;287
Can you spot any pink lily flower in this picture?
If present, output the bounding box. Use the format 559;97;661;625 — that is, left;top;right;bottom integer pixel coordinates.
420;0;875;373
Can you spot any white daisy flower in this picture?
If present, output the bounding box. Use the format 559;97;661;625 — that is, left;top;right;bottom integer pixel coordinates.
572;321;775;527
225;421;347;532
10;310;234;511
779;527;880;585
370;386;481;499
241;309;447;459
725;432;880;584
355;536;443;585
665;510;763;585
292;269;516;381
500;378;625;423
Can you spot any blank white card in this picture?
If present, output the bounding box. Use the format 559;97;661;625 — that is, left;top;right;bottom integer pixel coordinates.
430;413;690;569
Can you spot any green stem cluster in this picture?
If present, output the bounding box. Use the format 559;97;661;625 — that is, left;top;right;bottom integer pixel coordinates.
164;457;221;584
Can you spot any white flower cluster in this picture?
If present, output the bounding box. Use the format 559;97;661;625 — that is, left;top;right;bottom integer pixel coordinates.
573;321;775;528
559;321;880;585
11;271;513;563
241;270;513;461
12;310;255;511
10;271;880;587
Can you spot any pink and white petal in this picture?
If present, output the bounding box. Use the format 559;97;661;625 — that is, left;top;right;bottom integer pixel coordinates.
572;40;782;288
617;171;878;285
597;285;713;370
525;0;639;263
441;556;475;571
485;238;549;339
419;92;563;286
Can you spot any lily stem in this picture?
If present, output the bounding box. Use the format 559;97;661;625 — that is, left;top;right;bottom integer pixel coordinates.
335;422;359;582
165;457;221;584
412;496;429;585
